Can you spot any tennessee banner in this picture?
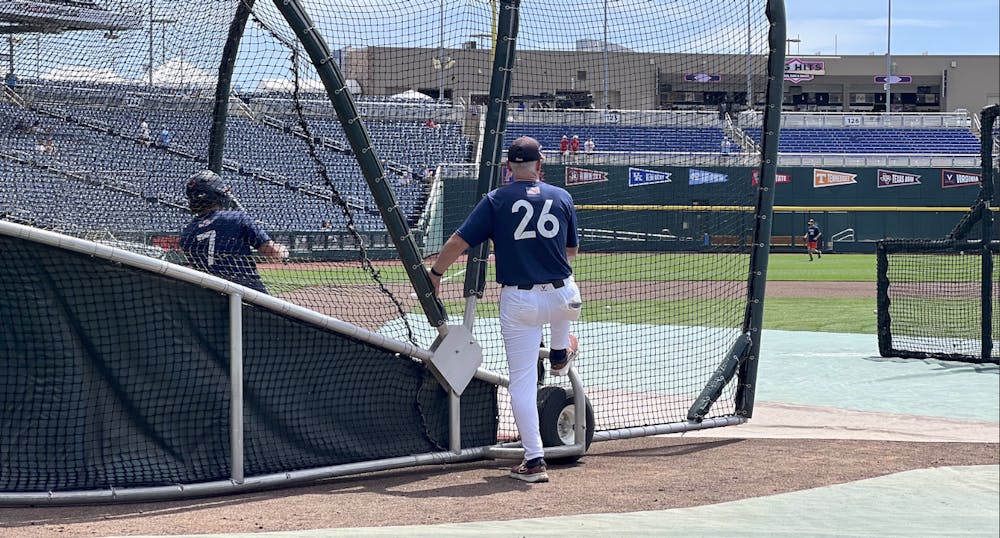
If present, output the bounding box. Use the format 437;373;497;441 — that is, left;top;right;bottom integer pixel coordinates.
813;168;857;188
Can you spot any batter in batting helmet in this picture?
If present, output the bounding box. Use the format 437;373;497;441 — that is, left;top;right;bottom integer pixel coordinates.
185;170;234;214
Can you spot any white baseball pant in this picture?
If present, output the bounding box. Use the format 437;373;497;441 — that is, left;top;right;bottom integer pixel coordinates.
499;276;582;461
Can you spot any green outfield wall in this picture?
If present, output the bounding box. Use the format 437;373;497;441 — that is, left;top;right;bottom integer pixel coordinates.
440;164;990;251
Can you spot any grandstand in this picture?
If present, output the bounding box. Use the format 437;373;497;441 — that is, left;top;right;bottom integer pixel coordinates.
3;85;993;244
740;112;981;155
2;83;470;235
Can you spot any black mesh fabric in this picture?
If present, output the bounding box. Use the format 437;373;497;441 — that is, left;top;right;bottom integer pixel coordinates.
877;239;999;364
0;235;496;491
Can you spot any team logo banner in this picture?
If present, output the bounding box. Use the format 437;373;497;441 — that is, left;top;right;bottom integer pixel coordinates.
565;167;608;186
751;170;791;185
688;169;728;185
684;73;722;83
941;169;981;188
813;168;857;188
877;169;921;188
628;167;672;187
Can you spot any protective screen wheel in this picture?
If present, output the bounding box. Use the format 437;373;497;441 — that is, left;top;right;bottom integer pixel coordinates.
537;385;595;464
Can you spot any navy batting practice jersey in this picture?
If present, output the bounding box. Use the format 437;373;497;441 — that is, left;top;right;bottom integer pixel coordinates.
806;225;822;242
180;210;271;293
456;180;578;286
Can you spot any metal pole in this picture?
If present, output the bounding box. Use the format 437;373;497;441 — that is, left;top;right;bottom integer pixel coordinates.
148;0;153;87
439;0;444;101
228;293;245;484
746;0;752;109
885;0;891;115
736;0;785;418
208;0;256;174
463;0;520;302
602;0;609;110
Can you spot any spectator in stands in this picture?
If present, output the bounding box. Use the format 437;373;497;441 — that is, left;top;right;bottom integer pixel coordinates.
180;170;289;294
4;71;17;88
321;220;331;230
34;138;47;155
424;118;438;129
803;218;822;261
43;137;56;155
139;118;151;145
569;134;580;160
720;136;734;154
12;118;29;134
158;126;171;148
583;137;595;155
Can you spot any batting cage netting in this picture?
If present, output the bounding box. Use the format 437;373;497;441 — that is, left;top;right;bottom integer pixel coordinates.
0;0;785;500
877;104;1000;364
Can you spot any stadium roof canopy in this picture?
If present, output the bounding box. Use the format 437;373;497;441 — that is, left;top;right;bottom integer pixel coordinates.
0;0;141;35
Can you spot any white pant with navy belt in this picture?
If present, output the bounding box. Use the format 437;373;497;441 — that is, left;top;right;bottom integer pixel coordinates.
498;276;582;461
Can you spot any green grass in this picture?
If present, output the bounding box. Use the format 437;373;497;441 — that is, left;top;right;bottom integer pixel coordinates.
763;298;877;333
764;253;876;281
261;265;412;292
569;252;881;282
263;252;982;334
447;297;880;334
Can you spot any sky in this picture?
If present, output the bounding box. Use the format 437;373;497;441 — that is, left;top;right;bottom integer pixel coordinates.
783;0;1000;56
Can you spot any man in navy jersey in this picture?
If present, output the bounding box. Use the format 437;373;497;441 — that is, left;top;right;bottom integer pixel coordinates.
427;136;582;483
180;170;288;294
804;218;822;261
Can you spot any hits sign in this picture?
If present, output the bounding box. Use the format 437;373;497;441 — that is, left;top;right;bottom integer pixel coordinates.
784;58;825;83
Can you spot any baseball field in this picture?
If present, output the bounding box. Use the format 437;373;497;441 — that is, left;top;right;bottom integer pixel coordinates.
2;251;996;536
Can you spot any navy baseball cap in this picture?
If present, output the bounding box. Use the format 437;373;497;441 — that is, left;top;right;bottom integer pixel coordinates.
508;136;543;162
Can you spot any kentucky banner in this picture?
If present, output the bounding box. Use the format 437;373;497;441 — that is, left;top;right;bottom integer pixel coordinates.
628;167;672;187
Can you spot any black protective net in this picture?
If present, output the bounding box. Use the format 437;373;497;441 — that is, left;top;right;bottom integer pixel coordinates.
0;235;496;491
877;240;998;364
876;106;998;365
1;0;782;492
432;0;772;434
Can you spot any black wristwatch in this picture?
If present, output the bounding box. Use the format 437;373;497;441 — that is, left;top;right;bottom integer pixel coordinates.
429;266;444;277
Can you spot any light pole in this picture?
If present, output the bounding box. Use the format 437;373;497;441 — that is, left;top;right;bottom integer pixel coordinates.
745;0;752;110
602;0;609;110
439;0;443;100
884;0;892;114
158;18;176;67
148;0;153;87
